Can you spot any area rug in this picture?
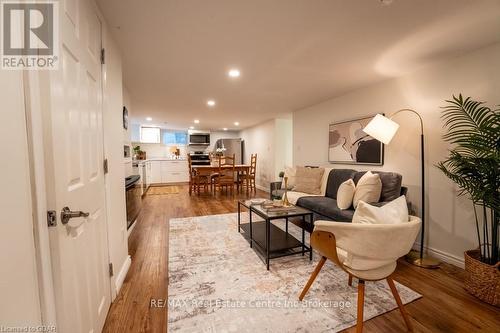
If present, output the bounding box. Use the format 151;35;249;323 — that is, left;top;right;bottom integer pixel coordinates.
168;213;421;332
149;186;180;195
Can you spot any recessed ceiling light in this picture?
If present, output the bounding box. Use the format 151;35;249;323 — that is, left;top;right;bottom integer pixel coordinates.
207;100;216;107
189;126;194;129
228;69;240;78
223;128;228;131
194;119;200;124
146;117;153;121
234;122;239;126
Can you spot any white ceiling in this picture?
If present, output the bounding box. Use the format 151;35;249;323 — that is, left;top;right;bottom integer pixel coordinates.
96;0;500;130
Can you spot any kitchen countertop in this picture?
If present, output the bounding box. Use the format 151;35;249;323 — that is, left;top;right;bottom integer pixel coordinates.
134;158;187;164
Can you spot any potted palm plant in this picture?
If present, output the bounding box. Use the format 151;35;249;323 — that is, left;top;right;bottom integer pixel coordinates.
437;94;499;306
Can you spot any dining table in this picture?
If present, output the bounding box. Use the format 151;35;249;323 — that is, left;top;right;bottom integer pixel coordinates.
191;164;252;193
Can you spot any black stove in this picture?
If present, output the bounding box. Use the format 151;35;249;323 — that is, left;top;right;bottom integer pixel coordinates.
189;152;210;165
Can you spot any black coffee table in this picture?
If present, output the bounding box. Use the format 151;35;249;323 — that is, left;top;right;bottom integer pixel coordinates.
238;199;314;270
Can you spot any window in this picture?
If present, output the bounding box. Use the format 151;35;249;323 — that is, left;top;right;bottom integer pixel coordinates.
161;130;187;145
140;126;161;143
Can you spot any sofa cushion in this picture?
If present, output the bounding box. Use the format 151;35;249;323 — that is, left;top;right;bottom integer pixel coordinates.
325;169;357;199
293;167;325;194
286;191;321;205
353;171;402;202
296;196;354;222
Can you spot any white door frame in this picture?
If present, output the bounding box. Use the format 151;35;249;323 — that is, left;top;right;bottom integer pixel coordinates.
22;69;58;327
21;1;116;329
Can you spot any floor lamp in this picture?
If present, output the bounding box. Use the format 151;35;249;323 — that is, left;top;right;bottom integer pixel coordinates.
363;110;440;268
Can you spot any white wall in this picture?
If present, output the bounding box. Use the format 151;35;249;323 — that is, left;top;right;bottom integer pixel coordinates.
0;71;42;325
293;43;500;267
102;24;130;298
123;86;132;144
240;118;293;191
274;119;293;178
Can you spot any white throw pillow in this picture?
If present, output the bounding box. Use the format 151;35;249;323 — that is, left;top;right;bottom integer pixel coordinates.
352;171;382;208
281;166;296;189
337;179;356;210
352;196;409;225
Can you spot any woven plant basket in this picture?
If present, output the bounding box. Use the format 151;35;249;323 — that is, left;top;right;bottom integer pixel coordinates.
464;249;500;306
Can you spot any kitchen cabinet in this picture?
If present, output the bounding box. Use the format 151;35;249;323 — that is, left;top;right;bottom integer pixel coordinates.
150;161;162;183
149;160;189;184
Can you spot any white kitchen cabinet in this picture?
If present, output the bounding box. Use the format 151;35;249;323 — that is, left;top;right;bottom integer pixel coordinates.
146;161;152;187
150;161;162;183
148;160;189;184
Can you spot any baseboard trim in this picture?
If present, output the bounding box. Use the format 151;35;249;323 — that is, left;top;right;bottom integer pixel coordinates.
413;243;464;269
114;255;131;298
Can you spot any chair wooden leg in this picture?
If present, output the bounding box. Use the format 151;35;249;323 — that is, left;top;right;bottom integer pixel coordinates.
387;277;414;332
348;274;353;286
357;279;365;333
299;256;326;301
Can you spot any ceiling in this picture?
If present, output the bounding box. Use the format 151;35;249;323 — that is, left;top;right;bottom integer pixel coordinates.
96;0;500;131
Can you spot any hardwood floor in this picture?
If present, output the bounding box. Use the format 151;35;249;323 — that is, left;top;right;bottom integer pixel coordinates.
102;185;500;333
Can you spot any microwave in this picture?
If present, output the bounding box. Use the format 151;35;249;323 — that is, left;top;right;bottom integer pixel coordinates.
188;133;210;145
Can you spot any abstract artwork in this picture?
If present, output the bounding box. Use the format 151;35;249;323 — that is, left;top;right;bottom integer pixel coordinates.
329;115;384;165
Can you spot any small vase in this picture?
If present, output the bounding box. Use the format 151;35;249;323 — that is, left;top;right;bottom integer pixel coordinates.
282;177;291;206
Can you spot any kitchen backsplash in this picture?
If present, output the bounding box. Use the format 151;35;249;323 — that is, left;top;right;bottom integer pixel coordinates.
131;142;188;159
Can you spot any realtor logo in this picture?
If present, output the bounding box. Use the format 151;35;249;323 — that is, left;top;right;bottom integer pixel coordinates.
1;0;59;69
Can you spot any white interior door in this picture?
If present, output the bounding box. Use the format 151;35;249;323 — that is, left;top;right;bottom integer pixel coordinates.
46;0;111;332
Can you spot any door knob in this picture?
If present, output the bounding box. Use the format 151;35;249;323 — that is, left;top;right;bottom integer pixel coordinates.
61;207;89;225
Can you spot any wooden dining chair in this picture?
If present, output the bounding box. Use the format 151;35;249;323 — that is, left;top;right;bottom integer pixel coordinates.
237;153;257;193
248;154;257;192
215;154;236;194
209;152;220;190
188;155;210;195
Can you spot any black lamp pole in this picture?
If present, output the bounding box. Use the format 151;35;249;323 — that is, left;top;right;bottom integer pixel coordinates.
390;109;439;268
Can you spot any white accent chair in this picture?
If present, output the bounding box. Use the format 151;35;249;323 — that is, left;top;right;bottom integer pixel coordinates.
299;216;421;333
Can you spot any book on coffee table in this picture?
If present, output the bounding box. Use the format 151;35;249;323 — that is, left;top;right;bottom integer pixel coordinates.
265;206;297;213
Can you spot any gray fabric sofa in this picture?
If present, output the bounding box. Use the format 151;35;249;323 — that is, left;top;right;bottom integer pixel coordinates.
270;168;407;222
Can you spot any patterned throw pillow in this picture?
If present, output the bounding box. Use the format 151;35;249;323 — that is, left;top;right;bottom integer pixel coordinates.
292;167;325;195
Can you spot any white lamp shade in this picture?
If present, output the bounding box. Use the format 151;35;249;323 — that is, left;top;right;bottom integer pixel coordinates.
363;114;400;145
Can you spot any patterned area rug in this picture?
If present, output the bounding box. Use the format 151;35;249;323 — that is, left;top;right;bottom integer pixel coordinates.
149;186;180;195
168;213;421;332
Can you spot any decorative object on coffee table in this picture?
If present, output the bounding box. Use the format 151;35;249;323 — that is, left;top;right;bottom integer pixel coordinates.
282;176;291;207
364;109;439;268
437;94;499;305
329;114;384;165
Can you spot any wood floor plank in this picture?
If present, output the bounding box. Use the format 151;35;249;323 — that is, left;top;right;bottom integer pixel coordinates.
102;185;500;333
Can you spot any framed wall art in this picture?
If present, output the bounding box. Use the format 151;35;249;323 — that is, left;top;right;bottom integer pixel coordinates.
328;114;384;165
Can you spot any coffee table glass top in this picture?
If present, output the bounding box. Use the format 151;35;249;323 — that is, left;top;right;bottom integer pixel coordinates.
240;199;312;218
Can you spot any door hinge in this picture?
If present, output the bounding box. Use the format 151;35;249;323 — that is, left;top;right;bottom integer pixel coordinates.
103;158;108;174
109;263;114;277
47;210;57;227
101;48;105;64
